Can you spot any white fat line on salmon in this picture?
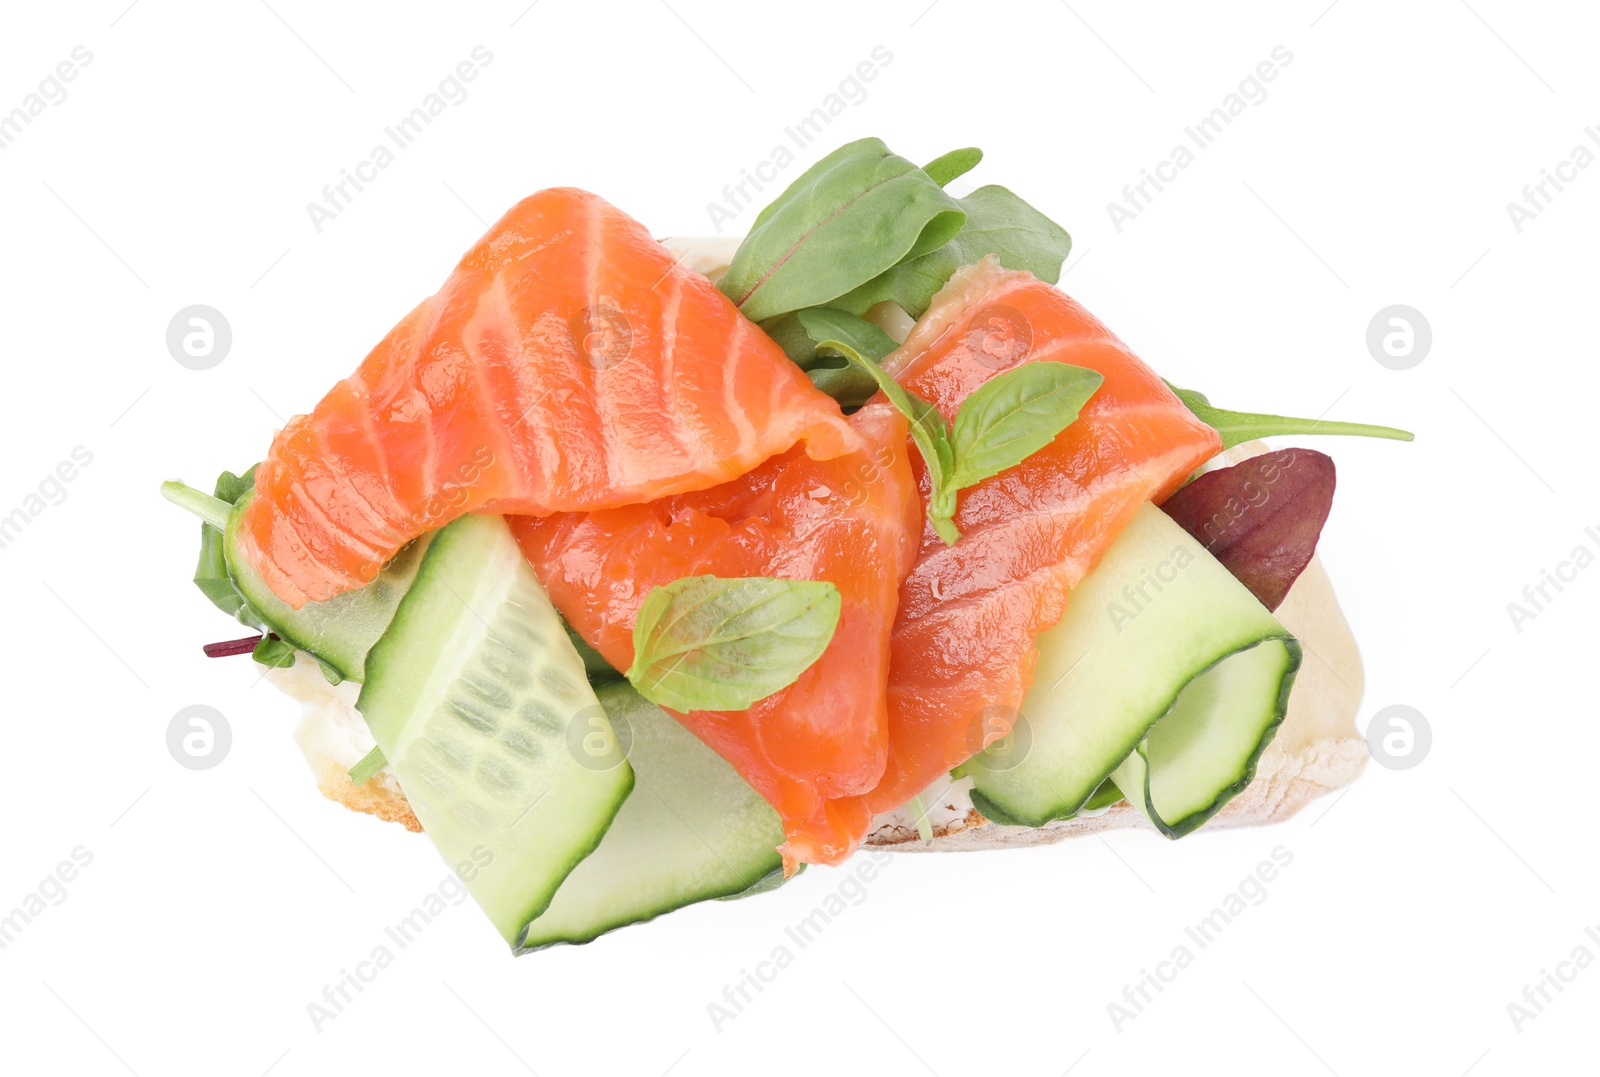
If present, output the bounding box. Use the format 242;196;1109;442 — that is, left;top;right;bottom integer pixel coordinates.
0;445;93;553
305;846;492;1032
1505;925;1600;1033
706;848;895;1033
0;45;93;152
1506;127;1600;233
305;46;494;234
0;846;93;952
705;45;894;233
1106;844;1293;1033
1505;526;1600;633
1105;45;1294;235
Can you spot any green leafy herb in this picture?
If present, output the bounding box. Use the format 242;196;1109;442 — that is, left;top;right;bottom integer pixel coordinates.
162;480;232;532
908;396;960;543
251;634;297;669
789;307;902;409
922;147;983;187
165;470;265;627
1169;385;1415;450
917;362;1102;542
315;658;345;686
718;138;967;323
949;363;1105;488
348;745;387;785
794;308;900;366
796;309;961;540
798;311;1100;545
833;185;1072;318
625;575;842;713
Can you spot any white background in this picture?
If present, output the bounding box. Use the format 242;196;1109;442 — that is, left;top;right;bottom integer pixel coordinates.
0;1;1594;1074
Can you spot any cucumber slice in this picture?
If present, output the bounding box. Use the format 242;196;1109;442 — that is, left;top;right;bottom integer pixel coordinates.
1113;636;1300;836
357;513;633;949
520;682;786;950
959;503;1298;829
223;491;428;683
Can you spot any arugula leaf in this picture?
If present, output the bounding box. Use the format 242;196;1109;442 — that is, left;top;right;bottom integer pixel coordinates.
923;147;983;187
1169;385;1415;450
348;745;387;785
949;363;1104;488
718;138;967;323
625;575;842;713
833;185;1072;318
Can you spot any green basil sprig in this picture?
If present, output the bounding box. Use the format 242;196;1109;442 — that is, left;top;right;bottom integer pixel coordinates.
718;138;967;323
1170;385;1414;449
948;363;1106;490
625;575;843;713
798;309;1102;544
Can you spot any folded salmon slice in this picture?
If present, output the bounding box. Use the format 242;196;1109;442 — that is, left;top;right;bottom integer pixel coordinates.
241;188;858;607
863;259;1224;814
513;404;921;866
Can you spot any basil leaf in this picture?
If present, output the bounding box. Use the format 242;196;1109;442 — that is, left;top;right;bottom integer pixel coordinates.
625;575;842;713
719;138;967;323
795;308;961;541
923;147;983;187
833;185;1071;318
910;396;961;545
949;362;1104;488
1169;384;1415;450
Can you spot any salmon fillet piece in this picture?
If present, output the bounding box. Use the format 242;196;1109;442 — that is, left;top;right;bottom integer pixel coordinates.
514;404;922;867
863;259;1224;814
241;188;858;607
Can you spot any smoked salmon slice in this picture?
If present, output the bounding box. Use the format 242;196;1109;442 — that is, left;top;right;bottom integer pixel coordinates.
513;403;922;867
241;188;859;608
864;258;1224;814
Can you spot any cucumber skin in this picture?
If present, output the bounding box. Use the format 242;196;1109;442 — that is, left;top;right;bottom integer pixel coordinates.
517;832;776;954
513;770;636;950
359;514;634;949
959;504;1302;833
968;636;1300;832
223;490;427;683
1126;637;1302;840
516;681;787;952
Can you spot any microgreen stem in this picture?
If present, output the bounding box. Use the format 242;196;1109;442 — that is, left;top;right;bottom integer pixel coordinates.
161;481;232;531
